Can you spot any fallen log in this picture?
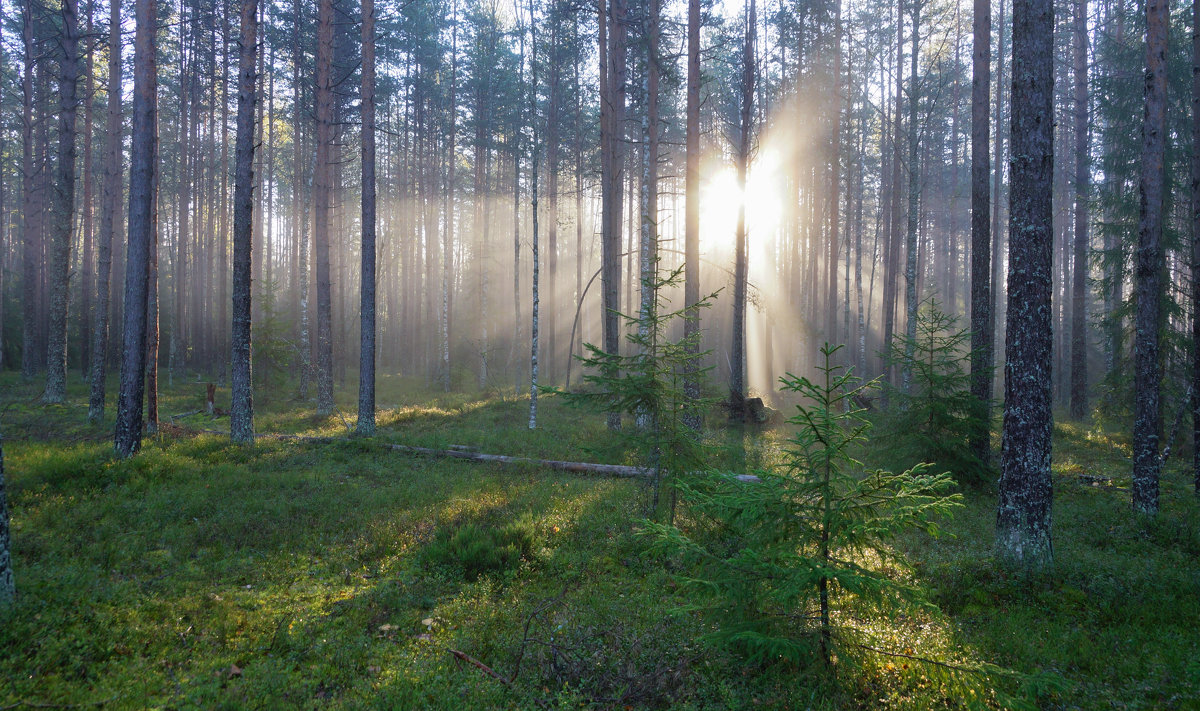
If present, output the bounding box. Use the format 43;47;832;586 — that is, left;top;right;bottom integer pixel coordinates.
384;442;762;483
184;427;762;483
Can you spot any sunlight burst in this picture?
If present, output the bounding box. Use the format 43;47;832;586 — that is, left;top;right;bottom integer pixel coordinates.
699;152;786;252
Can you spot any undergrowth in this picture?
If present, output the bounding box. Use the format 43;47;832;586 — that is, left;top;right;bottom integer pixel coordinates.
0;371;1194;709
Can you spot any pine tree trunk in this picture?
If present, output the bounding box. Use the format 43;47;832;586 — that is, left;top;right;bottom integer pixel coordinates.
313;0;335;415
0;433;12;605
357;0;376;435
970;0;992;458
230;0;259;444
1069;0;1090;419
145;145;159;435
637;0;659;430
80;0;94;379
730;0;755;420
601;0;626;431
20;0;37;380
114;0;158;458
990;0;1008;373
826;0;841;346
682;0;701;431
1132;0;1169;515
546;20;559;386
528;0;540;430
901;0;920;394
88;0;123;423
1193;0;1200;496
997;0;1054;568
43;0;79;403
441;5;456;393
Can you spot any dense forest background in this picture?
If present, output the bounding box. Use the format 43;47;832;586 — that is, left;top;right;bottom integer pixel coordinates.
0;0;1165;410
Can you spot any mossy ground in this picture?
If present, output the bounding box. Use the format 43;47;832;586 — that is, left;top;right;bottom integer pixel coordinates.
0;372;1196;709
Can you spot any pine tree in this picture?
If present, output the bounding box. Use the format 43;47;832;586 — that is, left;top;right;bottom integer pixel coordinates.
883;300;989;483
559;266;716;518
649;344;960;666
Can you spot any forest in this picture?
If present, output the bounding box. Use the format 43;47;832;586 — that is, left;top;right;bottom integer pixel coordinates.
0;0;1198;705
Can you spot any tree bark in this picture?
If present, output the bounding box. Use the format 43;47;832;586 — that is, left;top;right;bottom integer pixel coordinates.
901;0;920;393
357;0;376;435
730;0;755;420
1193;0;1200;496
528;0;540;430
313;0;335;415
20;0;37;379
88;0;122;423
1069;0;1090;420
600;0;626;431
0;434;11;605
637;0;660;426
970;0;992;458
683;0;701;431
1133;0;1169;515
114;0;158;458
80;0;94;378
997;0;1054;567
231;0;259;444
43;0;80;404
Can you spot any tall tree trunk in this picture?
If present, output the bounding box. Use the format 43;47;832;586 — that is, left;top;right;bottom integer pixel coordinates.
826;0;842;346
730;0;755;420
990;0;1008;376
546;20;559;386
600;0;626;430
997;0;1054;567
882;5;903;390
901;0;920;393
80;0;94;378
1192;0;1200;495
528;0;540;430
145;139;159;435
20;0;37;379
0;434;11;605
44;0;79;403
88;0;123;423
293;0;309;398
114;0;158;458
231;0;259;444
1133;0;1169;515
638;0;660;420
441;2;456;392
313;0;334;415
970;0;992;457
682;0;701;430
357;0;376;435
1069;0;1090;419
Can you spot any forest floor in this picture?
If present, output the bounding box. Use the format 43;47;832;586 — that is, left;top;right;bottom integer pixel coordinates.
0;372;1197;710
